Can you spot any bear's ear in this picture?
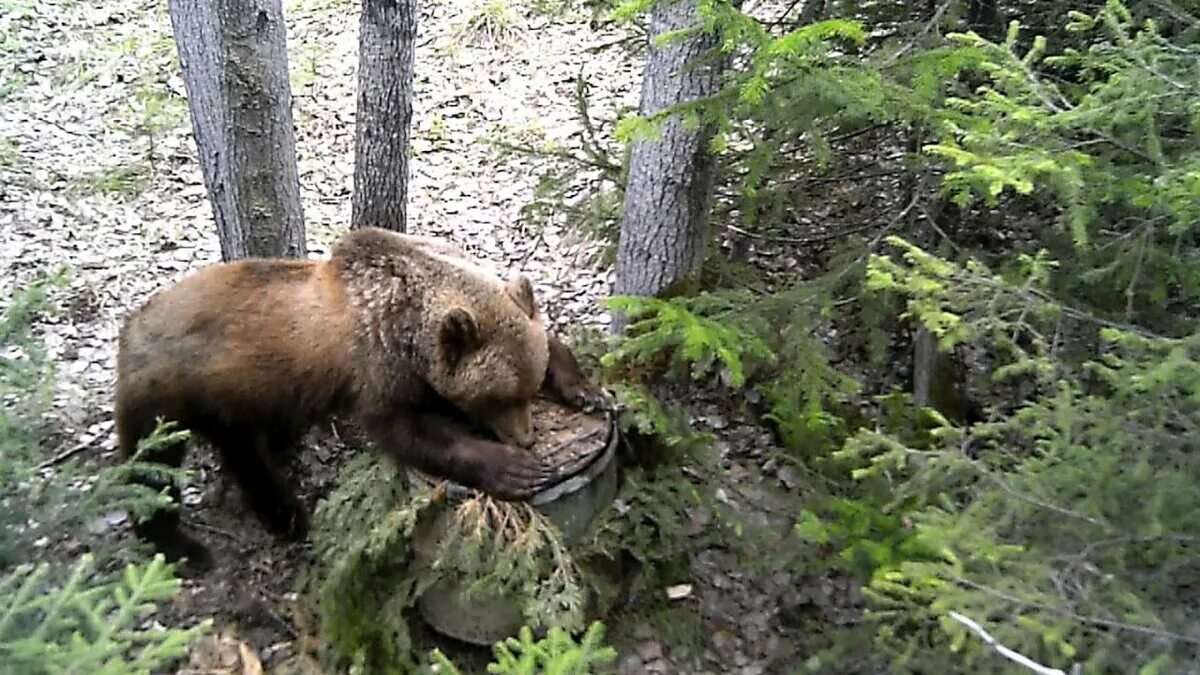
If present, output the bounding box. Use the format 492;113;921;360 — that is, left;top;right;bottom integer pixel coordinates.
506;275;538;319
439;307;481;370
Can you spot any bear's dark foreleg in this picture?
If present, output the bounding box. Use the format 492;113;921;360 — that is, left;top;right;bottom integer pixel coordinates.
541;333;611;412
209;427;309;540
366;413;553;501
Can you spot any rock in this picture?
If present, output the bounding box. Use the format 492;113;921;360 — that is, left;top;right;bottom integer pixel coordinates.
710;630;738;661
85;516;110;535
617;653;645;675
666;584;693;601
644;658;668;673
637;641;664;662
778;465;800;490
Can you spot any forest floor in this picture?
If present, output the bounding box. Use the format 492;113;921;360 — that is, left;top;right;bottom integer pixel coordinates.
0;0;874;672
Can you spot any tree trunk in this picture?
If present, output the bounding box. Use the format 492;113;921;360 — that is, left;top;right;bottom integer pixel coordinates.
611;0;725;334
351;0;417;232
167;0;306;261
797;0;826;24
967;0;1001;41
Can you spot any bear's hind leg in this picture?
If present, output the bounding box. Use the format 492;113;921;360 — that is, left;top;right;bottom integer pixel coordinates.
116;409;213;573
210;427;309;540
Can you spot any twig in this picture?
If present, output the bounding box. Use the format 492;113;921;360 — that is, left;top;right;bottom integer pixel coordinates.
1017;287;1170;341
573;72;621;182
827;123;885;145
882;0;956;66
585;28;647;54
1124;226;1150;322
516;228;545;273
260;601;300;640
764;0;805;28
248;587;302;640
919;204;963;255
28;113;94;140
867;187;925;248
1149;0;1197;25
796;168;905;188
37;440;96;470
490;139;621;177
190;520;239;541
947;611;1069;675
723;193;920;245
723;221;853;245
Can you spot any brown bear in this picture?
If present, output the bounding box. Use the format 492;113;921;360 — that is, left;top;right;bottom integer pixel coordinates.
115;227;605;571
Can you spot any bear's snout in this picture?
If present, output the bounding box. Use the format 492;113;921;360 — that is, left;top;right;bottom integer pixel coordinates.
511;429;536;450
479;402;537;450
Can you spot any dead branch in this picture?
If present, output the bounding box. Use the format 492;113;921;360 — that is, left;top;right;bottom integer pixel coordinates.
952;577;1200;647
947;611;1071;675
37;439;97;470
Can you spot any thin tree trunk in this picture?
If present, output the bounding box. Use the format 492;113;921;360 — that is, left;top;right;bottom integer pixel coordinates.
797;0;826;24
351;0;416;232
611;0;726;334
967;0;1001;40
168;0;306;261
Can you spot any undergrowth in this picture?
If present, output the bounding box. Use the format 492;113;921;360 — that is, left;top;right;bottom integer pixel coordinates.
429;622;617;674
558;1;1200;671
304;452;629;671
0;271;206;673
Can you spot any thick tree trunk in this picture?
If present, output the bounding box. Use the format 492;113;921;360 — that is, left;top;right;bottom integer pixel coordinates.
351;0;416;232
167;0;306;261
611;0;725;334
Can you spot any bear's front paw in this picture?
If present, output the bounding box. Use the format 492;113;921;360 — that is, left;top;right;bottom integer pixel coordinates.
481;448;553;501
572;387;617;414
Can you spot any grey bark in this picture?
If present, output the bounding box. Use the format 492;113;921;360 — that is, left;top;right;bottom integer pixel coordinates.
611;0;726;334
912;325;970;423
167;0;306;261
797;0;826;24
351;0;416;232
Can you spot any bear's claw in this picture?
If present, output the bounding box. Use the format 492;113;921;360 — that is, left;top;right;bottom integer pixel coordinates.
483;447;554;501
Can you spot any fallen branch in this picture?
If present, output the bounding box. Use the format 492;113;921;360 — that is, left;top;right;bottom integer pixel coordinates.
951;577;1200;647
947;611;1072;675
37;440;94;470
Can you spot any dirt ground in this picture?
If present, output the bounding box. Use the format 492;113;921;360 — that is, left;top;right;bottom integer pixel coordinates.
0;0;879;671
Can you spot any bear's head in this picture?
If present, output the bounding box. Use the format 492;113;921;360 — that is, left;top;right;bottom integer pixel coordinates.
431;274;549;448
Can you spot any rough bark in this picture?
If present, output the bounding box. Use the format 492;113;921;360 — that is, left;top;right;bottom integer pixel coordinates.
350;0;417;232
611;0;725;334
167;0;306;261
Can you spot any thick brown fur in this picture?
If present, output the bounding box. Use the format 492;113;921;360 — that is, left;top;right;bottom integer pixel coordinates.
114;227;606;572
